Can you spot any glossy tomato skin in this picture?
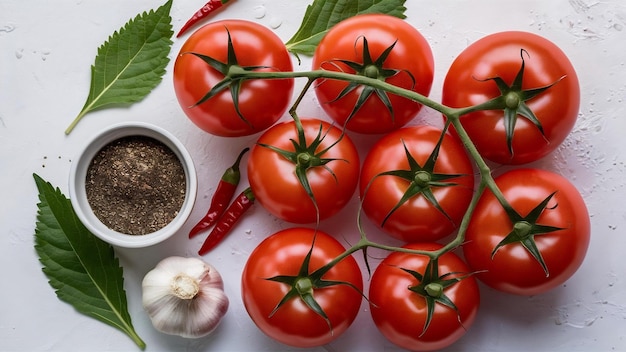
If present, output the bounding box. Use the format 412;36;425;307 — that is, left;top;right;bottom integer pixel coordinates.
247;118;360;224
242;227;363;348
313;14;434;134
442;31;580;164
359;125;475;242
463;168;590;295
173;20;294;137
369;243;480;351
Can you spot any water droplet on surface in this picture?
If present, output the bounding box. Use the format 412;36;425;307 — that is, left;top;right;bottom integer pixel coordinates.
41;49;51;61
269;16;282;29
253;5;266;19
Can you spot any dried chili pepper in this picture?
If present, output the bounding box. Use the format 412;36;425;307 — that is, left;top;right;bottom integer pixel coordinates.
188;147;249;238
177;0;234;38
198;187;255;255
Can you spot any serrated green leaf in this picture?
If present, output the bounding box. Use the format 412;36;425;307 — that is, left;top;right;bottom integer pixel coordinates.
32;174;145;350
65;0;174;134
285;0;407;57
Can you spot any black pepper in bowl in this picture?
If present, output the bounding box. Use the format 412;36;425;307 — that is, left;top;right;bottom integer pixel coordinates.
85;136;186;235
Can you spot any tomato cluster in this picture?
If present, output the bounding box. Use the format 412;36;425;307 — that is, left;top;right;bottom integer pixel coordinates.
173;14;589;351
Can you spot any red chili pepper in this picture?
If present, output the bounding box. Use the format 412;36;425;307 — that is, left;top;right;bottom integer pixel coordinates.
198;187;255;255
188;147;249;238
177;0;234;38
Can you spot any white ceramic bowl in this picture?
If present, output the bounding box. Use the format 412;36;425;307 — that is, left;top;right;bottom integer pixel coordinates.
69;122;197;248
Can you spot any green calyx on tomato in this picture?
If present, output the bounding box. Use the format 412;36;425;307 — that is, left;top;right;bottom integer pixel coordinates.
400;257;476;337
463;169;589;295
493;191;564;276
242;228;364;347
183;27;272;126
323;37;415;127
263;235;364;335
473;49;564;157
174;20;293;137
248;118;359;224
313;14;434;134
366;124;466;228
257;119;347;223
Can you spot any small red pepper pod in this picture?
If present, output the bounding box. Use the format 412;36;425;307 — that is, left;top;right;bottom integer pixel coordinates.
177;0;234;38
198;187;255;255
188;147;249;238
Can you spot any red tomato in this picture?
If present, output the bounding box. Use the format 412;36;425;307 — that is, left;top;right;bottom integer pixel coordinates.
247;118;360;224
313;14;434;134
359;125;474;242
369;243;480;351
242;227;363;348
442;31;580;164
173;20;294;137
463;168;590;295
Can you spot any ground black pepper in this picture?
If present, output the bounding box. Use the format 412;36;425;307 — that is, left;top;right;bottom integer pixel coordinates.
85;136;186;235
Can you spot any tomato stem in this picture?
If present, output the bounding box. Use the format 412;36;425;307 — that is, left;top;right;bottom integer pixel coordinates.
514;221;533;237
297;153;312;168
239;69;452;115
231;56;533;261
414;171;431;187
295;277;314;295
505;92;522;109
425;282;444;298
364;65;380;79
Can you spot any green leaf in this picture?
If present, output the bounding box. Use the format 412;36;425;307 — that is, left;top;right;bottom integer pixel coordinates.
33;174;146;350
65;0;174;134
284;0;407;57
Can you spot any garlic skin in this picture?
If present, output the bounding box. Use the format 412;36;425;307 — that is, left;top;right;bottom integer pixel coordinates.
142;256;229;338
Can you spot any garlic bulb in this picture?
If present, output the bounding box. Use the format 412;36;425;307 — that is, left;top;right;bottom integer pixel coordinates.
142;256;229;338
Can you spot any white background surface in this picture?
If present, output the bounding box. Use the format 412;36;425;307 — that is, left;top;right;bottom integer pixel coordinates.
2;0;626;351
